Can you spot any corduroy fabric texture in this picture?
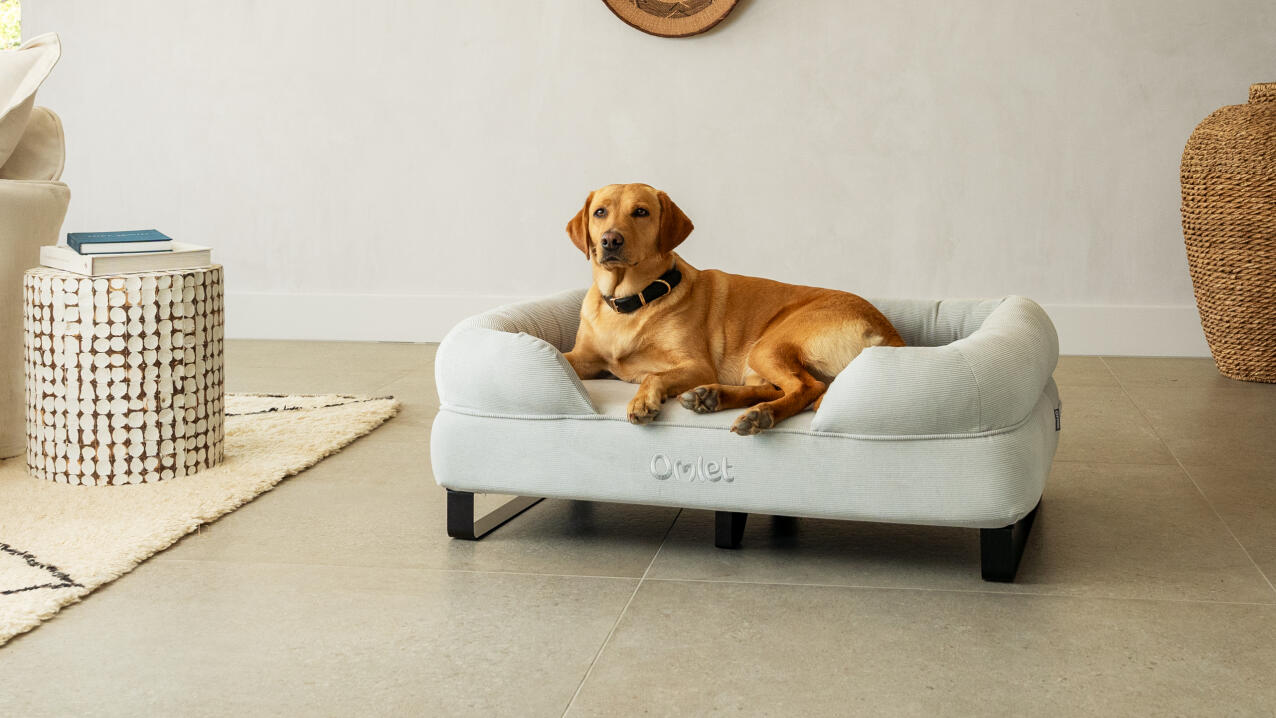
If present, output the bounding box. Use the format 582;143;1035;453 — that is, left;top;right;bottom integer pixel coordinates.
868;297;1004;347
431;290;1061;528
436;291;1058;435
435;288;595;415
432;381;1058;529
457;287;585;352
813;296;1058;435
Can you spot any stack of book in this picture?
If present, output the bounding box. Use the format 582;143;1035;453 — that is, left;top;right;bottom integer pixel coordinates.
40;230;213;276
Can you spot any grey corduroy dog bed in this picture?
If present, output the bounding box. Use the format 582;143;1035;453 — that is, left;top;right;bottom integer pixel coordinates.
431;290;1061;581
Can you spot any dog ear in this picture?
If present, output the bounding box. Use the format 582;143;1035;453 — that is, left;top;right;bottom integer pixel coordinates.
656;191;694;254
565;191;595;260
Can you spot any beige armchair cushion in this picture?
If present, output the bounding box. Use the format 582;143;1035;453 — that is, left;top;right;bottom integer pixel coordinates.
0;106;65;180
0;33;61;168
0;179;72;458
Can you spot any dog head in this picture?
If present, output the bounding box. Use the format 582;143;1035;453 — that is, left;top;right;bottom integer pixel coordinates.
565;184;693;268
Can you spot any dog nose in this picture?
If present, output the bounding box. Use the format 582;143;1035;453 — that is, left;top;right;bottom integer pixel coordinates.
600;231;624;250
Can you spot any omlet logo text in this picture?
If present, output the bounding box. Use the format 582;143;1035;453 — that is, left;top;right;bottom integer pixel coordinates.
650;454;736;483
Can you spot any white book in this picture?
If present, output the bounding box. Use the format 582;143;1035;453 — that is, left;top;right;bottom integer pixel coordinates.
40;243;213;276
74;239;176;254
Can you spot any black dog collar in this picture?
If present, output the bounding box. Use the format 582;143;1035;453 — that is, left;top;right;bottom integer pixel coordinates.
604;263;682;314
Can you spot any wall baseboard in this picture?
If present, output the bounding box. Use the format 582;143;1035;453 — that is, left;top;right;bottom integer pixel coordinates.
224;292;529;344
225;292;1212;357
1042;303;1209;357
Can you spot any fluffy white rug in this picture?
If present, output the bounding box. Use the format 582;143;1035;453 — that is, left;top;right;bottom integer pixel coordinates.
0;393;400;646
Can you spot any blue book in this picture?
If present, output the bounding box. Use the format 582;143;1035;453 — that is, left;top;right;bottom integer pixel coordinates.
66;229;175;255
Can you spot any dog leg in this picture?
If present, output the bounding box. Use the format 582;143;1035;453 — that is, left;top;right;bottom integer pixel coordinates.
730;347;827;436
628;364;715;425
681;372;779;413
564;348;607;380
679;383;783;413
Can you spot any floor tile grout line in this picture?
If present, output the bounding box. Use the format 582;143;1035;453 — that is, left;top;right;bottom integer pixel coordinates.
151;558;641;582
638;576;1276;607
367;366;422;395
1050;457;1180;467
149;556;1276;608
418;567;639;582
560;508;683;718
1100;356;1276;597
1170;460;1276;597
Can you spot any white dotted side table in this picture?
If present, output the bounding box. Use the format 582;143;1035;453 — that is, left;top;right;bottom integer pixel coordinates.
22;266;225;485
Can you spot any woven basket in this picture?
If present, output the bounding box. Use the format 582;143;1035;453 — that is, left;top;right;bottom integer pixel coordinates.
1181;83;1276;382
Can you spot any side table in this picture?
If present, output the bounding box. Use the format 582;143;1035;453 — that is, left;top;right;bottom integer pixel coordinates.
22;266;225;485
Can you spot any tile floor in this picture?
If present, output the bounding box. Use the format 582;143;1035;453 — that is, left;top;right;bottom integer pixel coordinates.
1;345;1274;716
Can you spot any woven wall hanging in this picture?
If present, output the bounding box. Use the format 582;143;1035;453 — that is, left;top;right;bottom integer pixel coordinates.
1181;82;1276;383
602;0;739;38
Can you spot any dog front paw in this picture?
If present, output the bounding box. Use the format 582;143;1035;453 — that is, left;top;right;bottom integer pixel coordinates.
730;406;774;436
679;386;719;414
627;393;662;425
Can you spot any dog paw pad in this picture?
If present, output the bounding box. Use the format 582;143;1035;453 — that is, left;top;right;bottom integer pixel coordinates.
730;407;774;436
627;397;662;425
679;386;719;413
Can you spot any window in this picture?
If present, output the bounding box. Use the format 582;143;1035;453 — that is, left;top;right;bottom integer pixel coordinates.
1;0;17;50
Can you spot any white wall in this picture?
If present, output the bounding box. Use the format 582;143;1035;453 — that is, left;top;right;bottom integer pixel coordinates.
24;0;1276;353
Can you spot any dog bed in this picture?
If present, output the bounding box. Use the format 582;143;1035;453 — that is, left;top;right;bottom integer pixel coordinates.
430;290;1061;581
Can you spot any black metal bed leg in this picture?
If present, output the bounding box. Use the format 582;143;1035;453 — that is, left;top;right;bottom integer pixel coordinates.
715;511;748;549
447;489;543;540
980;502;1040;582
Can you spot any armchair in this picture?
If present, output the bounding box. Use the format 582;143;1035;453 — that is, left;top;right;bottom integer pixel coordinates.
1;34;69;458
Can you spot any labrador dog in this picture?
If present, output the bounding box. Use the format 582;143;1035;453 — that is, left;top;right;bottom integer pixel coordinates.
563;183;904;435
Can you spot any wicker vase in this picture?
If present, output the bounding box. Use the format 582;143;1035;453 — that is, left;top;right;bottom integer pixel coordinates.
1181;82;1276;382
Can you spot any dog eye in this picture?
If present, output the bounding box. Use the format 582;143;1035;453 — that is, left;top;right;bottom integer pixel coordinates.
593;208;607;218
632;208;649;217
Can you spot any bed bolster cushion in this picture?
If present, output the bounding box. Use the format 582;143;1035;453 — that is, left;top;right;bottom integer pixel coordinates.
436;327;597;415
457;288;587;353
435;289;596;416
812;296;1059;435
866;297;1005;348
